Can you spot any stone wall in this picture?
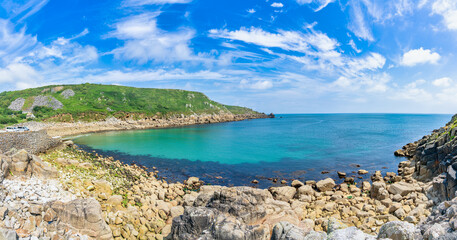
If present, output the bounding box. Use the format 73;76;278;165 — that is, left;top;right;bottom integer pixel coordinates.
0;130;61;154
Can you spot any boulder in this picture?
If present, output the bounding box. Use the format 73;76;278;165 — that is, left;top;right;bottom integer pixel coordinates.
388;182;415;196
93;180;112;196
48;198;113;240
316;178;335;192
271;221;309;240
328;227;375;240
377;221;415;240
170;187;300;239
5;150;58;179
291;180;304;188
0;228;17;240
170;207;269;240
423;223;446;239
371;182;387;199
269;186;297;202
297;185;314;196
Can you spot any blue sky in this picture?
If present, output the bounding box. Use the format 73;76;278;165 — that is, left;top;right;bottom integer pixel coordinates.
0;0;456;113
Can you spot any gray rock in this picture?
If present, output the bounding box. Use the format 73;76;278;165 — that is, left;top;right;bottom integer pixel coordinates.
170;187;299;240
388;182;415;196
170;207;269;240
377;221;415;240
271;221;308;240
23;95;63;112
60;89;75;99
328;227;375;240
0;228;18;240
423;223;446;240
47;198;113;240
8;98;25;112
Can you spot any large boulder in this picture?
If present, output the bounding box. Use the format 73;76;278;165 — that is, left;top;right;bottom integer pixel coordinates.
169;187;300;240
6;150;58;179
269;186;297;202
271;221;326;240
377;221;415;240
328;227;375;240
316;178;335;192
47;198;113;240
388;182;415;196
170;207;269;240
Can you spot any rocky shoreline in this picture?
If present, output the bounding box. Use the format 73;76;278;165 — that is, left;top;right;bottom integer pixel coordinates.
17;113;270;137
1;115;457;239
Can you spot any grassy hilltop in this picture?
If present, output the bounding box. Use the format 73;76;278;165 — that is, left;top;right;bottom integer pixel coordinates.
0;83;260;126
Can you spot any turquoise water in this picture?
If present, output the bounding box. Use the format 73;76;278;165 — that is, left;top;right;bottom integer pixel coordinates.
73;114;452;187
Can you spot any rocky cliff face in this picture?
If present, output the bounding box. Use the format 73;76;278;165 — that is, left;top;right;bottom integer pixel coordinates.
397;114;457;202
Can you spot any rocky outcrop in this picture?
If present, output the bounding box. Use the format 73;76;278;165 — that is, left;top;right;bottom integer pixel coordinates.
46;199;113;240
7;98;25;111
61;89;75;99
396;114;457;202
0;149;58;179
169;186;300;240
27;95;63;111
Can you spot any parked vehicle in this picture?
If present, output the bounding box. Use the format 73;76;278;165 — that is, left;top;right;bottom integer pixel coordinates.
5;127;16;132
17;126;30;132
5;126;30;132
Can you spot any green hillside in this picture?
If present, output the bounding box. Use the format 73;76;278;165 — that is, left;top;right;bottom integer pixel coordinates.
0;83;261;126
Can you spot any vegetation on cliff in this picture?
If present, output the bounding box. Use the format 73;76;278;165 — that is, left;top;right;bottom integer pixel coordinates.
0;83;261;126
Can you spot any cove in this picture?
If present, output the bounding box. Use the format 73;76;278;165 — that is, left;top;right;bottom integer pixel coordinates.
72;114;451;187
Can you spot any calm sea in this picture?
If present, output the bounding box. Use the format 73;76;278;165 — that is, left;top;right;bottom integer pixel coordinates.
72;114;452;188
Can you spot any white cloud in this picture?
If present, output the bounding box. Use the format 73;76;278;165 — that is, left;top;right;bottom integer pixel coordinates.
295;0;335;12
0;63;42;90
431;0;457;30
271;2;284;8
432;77;453;87
123;0;192;6
1;0;50;22
401;48;441;66
348;0;374;41
247;9;256;13
418;0;428;8
0;19;38;65
108;13;204;64
240;79;273;90
349;39;362;53
209;27;338;53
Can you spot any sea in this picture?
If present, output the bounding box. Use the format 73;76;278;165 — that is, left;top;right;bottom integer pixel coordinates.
72;114;452;188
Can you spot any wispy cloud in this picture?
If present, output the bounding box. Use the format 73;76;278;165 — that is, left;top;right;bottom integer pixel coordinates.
348;0;374;41
123;0;192;6
0;19;38;65
209;27;338;53
295;0;335;12
1;0;49;22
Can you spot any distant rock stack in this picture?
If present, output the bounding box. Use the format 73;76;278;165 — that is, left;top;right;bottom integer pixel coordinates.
268;113;275;118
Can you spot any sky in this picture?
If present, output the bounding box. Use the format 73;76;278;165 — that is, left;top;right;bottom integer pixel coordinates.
0;0;456;113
